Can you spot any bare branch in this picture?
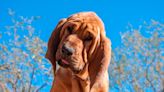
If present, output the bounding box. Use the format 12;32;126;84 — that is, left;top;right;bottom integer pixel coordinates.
35;83;47;92
28;67;35;92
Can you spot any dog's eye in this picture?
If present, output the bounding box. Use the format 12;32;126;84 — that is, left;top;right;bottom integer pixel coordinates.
67;26;73;34
84;36;93;41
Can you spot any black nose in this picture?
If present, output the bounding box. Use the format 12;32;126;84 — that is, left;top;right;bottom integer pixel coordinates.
62;44;74;56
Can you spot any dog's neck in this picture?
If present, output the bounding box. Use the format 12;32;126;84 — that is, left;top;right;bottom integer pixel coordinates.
71;64;90;91
73;64;89;81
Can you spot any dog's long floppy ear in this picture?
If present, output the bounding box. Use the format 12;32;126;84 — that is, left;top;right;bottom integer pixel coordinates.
88;30;111;88
45;19;67;72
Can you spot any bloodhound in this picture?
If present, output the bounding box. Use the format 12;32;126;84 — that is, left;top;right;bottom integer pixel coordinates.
45;12;111;92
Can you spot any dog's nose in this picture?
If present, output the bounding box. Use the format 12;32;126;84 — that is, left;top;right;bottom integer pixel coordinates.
62;44;74;56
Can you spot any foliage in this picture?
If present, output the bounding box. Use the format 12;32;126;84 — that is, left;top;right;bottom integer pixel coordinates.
0;9;53;92
109;20;164;92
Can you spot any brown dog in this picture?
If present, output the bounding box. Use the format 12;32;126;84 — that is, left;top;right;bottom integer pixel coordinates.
45;12;111;92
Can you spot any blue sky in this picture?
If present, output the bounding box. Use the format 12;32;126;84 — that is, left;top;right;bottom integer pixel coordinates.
1;0;164;48
0;0;164;91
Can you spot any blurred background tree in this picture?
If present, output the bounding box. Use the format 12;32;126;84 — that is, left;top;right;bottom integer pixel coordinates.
0;9;53;92
0;9;163;92
109;20;164;92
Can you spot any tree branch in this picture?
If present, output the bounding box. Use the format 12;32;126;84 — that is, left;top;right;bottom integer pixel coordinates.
145;55;156;92
28;67;35;92
35;83;47;92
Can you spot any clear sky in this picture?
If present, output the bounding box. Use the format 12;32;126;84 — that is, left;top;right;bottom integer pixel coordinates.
1;0;164;48
0;0;164;91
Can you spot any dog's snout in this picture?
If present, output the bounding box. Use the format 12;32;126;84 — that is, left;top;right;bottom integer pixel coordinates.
62;44;74;56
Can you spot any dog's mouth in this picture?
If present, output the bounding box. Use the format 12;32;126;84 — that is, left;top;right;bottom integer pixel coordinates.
57;59;69;68
61;59;69;65
57;58;82;74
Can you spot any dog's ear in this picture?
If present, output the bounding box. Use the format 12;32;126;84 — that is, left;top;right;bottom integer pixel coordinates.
88;30;111;88
45;19;67;72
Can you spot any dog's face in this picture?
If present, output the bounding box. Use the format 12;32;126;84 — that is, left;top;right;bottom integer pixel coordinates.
46;12;111;76
56;12;103;73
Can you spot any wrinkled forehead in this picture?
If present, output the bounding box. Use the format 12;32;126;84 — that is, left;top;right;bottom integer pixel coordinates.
68;12;104;28
65;12;104;37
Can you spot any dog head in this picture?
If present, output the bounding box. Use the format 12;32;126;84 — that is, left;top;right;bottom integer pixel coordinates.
45;12;111;81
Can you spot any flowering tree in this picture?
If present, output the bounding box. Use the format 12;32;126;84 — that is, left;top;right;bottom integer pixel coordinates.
109;20;164;92
0;9;53;92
